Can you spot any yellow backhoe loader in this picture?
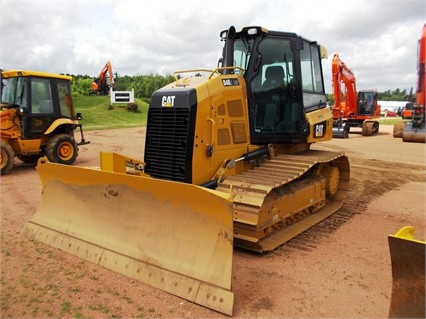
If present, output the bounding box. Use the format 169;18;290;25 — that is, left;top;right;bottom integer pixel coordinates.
388;226;425;318
23;26;350;315
0;70;89;174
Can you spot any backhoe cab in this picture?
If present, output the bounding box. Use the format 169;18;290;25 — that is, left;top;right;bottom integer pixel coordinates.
0;70;89;175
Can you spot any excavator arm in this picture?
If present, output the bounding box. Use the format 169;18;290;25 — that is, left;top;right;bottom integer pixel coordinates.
401;24;426;142
331;53;358;118
415;25;425;108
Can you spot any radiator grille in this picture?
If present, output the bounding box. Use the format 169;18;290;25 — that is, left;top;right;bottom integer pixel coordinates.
144;107;192;182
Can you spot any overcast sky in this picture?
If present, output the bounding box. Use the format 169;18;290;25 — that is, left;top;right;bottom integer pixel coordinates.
1;0;424;93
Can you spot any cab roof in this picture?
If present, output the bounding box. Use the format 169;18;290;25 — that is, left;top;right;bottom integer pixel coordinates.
1;70;72;81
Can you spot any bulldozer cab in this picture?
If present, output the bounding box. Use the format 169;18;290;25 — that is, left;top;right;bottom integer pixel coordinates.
1;71;75;139
220;26;328;145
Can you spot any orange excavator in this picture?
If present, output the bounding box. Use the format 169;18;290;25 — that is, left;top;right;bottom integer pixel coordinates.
91;60;115;95
331;53;381;138
393;24;426;143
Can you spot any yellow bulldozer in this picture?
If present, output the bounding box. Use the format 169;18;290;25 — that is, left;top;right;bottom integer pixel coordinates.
0;70;89;175
23;26;350;315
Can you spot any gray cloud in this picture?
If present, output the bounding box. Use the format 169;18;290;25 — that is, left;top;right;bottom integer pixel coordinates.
1;0;424;93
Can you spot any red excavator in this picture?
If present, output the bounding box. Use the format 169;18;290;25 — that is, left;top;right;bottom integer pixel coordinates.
394;24;426;143
91;60;115;95
331;53;381;138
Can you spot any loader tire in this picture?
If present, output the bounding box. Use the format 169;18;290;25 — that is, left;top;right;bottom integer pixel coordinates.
1;142;15;175
46;134;78;165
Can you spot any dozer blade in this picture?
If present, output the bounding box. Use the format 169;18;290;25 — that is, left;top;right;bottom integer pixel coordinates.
388;226;425;319
22;158;235;316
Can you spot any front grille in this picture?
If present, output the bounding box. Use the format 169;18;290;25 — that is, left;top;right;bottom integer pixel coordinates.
144;107;192;183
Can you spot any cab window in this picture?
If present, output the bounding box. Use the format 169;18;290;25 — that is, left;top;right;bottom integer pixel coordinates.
58;81;72;117
300;41;326;111
31;78;53;114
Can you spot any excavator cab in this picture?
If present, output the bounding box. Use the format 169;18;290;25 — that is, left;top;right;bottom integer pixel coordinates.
357;90;379;117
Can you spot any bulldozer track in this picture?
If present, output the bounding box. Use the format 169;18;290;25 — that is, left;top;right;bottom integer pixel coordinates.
217;149;350;252
279;155;425;253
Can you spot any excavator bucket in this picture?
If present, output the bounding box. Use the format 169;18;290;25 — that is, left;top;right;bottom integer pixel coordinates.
401;122;426;143
22;156;235;316
388;226;425;318
332;122;349;138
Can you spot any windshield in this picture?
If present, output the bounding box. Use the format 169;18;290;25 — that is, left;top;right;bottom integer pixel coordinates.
233;38;252;70
1;77;27;106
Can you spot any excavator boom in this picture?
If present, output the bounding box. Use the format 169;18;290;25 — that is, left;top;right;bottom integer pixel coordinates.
401;24;426;143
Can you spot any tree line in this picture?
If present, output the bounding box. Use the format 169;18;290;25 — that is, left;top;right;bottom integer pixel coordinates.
69;72;413;102
69;73;175;101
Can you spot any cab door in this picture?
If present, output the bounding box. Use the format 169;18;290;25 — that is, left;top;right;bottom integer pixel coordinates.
24;77;56;139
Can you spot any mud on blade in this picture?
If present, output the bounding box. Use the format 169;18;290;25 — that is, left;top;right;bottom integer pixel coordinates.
23;159;234;316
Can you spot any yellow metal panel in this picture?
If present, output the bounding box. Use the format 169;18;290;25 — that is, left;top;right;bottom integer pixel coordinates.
44;118;77;135
2;69;72;81
14;139;41;154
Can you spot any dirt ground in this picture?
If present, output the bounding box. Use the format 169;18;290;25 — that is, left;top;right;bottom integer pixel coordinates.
1;124;425;318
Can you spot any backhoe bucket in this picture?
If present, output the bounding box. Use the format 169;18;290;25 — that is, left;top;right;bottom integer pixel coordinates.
388;226;425;318
23;158;235;315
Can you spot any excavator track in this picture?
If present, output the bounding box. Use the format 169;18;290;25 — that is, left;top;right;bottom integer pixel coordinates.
362;121;379;136
217;149;350;252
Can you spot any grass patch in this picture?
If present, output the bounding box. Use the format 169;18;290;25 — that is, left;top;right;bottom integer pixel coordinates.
61;301;71;313
74;95;148;131
378;117;409;125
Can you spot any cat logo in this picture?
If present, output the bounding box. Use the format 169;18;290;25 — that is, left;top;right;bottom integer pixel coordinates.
314;121;326;138
161;95;176;107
